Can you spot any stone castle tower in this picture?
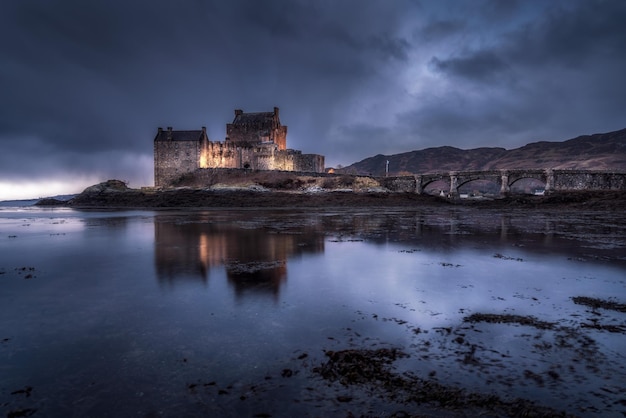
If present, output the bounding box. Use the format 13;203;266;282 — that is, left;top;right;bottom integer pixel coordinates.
154;107;324;187
226;107;287;150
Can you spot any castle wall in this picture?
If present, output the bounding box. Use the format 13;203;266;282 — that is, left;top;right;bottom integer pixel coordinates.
201;141;240;169
226;125;287;150
293;153;325;173
154;107;324;187
273;126;287;150
154;140;201;187
198;142;324;174
226;108;287;150
240;146;279;170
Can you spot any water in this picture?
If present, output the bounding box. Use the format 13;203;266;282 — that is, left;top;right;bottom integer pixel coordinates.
1;207;625;417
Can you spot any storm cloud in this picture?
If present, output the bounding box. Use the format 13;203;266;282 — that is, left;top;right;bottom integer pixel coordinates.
1;0;625;198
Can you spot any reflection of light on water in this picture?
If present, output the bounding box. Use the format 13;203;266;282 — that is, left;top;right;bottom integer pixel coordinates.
199;232;227;269
153;218;325;300
2;209;625;416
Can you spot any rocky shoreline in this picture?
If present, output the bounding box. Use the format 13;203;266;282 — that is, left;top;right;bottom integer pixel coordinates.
35;179;626;210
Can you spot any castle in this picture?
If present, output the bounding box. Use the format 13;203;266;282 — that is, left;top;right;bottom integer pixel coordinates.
154;107;325;187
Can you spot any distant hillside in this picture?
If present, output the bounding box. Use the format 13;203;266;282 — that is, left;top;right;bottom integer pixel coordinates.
337;128;626;176
0;194;76;207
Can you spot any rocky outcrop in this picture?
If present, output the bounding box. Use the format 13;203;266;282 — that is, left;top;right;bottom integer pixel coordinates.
34;198;66;206
80;179;130;193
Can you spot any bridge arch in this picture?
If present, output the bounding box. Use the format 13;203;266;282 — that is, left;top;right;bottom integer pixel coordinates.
413;169;624;196
457;178;502;196
421;176;450;195
509;177;547;194
507;171;546;185
453;171;504;196
422;179;450;194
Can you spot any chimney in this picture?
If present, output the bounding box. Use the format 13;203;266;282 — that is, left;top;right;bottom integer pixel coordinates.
201;126;206;133
158;127;163;134
167;126;173;140
274;107;279;117
235;109;243;117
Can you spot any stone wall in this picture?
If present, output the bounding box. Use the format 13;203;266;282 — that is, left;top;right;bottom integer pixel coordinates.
154;107;325;187
411;169;626;195
553;170;626;191
294;153;325;173
225;125;288;150
156;138;325;187
380;176;417;192
240;146;283;170
154;140;201;187
201;141;239;169
200;141;324;174
226;108;287;150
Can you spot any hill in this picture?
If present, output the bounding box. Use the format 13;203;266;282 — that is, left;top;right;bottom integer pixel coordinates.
0;194;75;207
337;128;626;176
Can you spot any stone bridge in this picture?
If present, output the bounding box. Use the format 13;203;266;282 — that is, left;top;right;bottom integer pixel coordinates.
382;169;626;195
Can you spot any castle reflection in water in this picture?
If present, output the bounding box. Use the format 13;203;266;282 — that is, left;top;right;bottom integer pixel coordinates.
154;219;325;298
153;208;622;300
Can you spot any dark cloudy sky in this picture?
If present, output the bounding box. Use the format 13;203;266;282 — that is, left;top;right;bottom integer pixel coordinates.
1;0;625;199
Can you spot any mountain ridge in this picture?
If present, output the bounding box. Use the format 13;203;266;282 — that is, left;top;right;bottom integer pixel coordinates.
336;128;626;176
